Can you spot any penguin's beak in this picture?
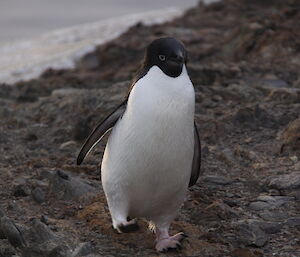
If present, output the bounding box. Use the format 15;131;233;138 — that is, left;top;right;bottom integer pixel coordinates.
169;52;185;64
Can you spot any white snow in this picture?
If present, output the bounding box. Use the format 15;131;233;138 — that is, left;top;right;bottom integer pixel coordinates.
0;0;219;84
0;8;184;84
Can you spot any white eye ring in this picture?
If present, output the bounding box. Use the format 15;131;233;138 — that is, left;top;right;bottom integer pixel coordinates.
159;55;166;61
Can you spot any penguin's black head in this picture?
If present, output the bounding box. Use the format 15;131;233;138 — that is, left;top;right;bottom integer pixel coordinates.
143;37;187;78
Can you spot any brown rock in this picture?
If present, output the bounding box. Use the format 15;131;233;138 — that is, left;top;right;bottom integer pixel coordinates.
205;200;239;220
280;118;300;154
267;88;300;103
267;172;300;190
231;248;263;257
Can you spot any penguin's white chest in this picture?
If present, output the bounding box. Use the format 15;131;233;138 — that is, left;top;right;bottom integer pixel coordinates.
101;65;195;218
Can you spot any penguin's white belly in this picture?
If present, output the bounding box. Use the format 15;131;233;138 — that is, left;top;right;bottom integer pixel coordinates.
101;66;195;219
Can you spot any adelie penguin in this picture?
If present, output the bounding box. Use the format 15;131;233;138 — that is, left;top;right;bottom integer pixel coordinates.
77;37;201;252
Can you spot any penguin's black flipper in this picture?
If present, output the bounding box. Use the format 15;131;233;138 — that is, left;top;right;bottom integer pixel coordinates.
188;122;201;187
77;100;127;165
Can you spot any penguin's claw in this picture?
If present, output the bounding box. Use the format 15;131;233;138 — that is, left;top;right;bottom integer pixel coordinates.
155;238;181;252
155;232;186;252
172;232;187;241
116;219;139;233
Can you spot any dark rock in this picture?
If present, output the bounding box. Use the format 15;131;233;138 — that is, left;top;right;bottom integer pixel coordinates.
258;222;282;234
201;145;209;157
253;105;276;128
233;105;275;128
248;220;283;234
202;175;233;185
59;141;76;151
72;118;92;141
249;201;270;211
234;107;255;124
261;79;288;89
0;207;4;217
32;188;46;204
257;195;294;204
16;94;38;103
0;207;4;239
77;52;100;70
48;245;71;257
0;216;26;248
259;210;287;222
83;255;103;257
30;179;49;190
0;84;13;99
13;184;31;197
0;231;5;240
26;219;56;244
22;241;65;257
182;64;221;86
0;239;17;257
286;217;300;227
234;146;257;162
219;148;236;166
213;83;261;103
253;79;289;95
223;199;239;207
0;104;12;121
71;242;93;257
236;223;268;247
49;170;96;201
40;215;50;225
20;219;70;257
249;195;293;210
291;190;300;200
268;189;281;196
57;170;69;180
38;170;55;180
2;206;74;257
7;202;23;215
25;133;38;141
51;88;86;97
267;172;300;190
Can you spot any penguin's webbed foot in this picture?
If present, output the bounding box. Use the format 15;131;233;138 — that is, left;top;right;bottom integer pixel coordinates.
155;232;187;252
116;219;139;233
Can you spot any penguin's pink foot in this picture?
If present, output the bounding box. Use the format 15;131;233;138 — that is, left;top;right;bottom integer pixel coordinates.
116;219;139;233
155;229;187;252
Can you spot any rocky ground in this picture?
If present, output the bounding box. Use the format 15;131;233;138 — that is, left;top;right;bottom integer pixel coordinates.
1;0;300;256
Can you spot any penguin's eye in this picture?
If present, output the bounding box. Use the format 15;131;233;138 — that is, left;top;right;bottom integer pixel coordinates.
159;55;166;61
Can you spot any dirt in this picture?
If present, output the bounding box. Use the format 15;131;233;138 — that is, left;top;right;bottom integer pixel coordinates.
1;0;300;256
